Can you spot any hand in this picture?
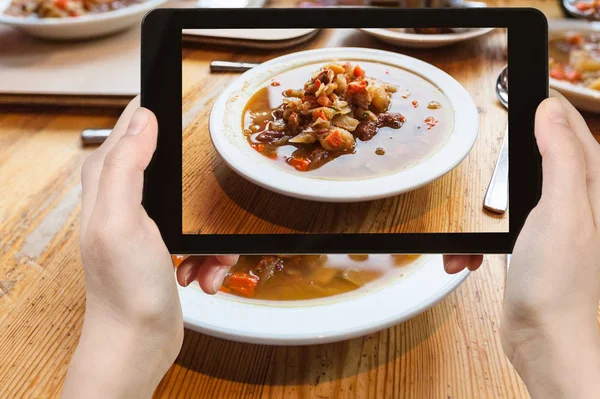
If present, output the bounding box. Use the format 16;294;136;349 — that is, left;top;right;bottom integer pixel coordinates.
442;254;483;274
63;98;237;399
500;93;600;398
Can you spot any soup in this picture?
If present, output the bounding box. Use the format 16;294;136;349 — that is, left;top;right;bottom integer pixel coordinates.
220;254;420;301
242;60;453;180
549;32;600;90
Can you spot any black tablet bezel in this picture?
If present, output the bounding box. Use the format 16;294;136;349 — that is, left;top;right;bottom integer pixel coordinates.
141;7;547;254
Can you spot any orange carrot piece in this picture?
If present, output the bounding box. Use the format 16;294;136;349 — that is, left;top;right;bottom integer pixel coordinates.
317;95;332;107
550;64;565;80
565;70;582;82
326;130;343;148
353;65;365;77
288;157;311;171
227;272;259;297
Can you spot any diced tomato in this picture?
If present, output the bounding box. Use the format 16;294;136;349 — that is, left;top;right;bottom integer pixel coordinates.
424;116;438;130
567;34;583;46
575;2;593;11
347;80;368;94
314;79;322;89
412;100;419;108
326;130;343;149
317;94;332;107
550;64;566;80
353;65;365;77
313;109;327;121
565;70;582;82
287;156;311;172
226;272;259;297
251;143;265;152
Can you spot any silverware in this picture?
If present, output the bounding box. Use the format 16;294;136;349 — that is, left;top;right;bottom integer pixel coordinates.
81;129;112;145
210;60;259;73
483;66;508;214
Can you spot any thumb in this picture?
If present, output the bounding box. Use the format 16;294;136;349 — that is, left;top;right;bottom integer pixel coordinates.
95;107;158;220
535;97;588;208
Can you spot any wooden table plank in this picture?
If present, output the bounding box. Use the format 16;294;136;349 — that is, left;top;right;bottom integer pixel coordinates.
0;1;597;398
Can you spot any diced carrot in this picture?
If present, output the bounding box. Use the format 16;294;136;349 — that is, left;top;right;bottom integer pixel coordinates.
251;143;265;152
565;70;582;82
172;255;185;268
313;109;327;121
219;285;232;293
287;156;311;172
326;130;343;148
317;94;332;107
227;272;259;297
314;79;322;89
353;65;365;77
550;64;566;80
55;0;68;9
567;34;583;46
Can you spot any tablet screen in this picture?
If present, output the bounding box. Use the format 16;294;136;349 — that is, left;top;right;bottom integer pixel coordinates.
181;27;508;235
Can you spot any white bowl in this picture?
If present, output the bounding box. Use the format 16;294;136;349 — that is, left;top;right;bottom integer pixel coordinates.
0;0;167;40
359;27;495;49
180;255;469;345
549;19;600;113
209;47;479;203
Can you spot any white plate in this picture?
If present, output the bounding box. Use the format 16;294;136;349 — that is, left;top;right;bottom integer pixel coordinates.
209;47;478;203
359;28;495;49
0;0;167;40
180;255;469;345
549;19;600;113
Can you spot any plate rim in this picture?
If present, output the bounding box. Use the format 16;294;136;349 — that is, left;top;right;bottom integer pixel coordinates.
180;254;470;345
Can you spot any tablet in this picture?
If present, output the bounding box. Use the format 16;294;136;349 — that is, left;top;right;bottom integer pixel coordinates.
141;7;547;254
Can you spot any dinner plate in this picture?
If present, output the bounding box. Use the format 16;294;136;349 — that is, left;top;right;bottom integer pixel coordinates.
549;19;600;113
0;0;167;40
359;28;495;49
209;47;479;202
179;255;469;345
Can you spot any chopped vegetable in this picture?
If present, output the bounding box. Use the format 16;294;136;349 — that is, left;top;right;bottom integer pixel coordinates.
226;272;259;297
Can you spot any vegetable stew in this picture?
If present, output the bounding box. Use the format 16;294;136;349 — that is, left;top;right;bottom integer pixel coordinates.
243;61;453;179
549;32;600;90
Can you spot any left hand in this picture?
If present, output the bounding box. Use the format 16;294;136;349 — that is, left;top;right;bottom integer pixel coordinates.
63;97;238;399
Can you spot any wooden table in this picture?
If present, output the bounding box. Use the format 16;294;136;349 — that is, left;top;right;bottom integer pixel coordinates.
0;1;596;398
183;28;508;234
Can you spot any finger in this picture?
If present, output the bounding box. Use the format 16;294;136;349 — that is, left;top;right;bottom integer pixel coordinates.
443;255;471;274
551;91;600;226
467;255;484;271
176;256;204;287
215;255;240;267
535;98;590;210
80;96;140;234
195;257;231;295
93;107;158;222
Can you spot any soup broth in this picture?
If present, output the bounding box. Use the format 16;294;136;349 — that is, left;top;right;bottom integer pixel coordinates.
220;254;420;301
243;60;454;180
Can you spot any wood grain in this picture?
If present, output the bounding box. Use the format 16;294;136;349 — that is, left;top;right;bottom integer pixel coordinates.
0;1;597;399
182;28;509;234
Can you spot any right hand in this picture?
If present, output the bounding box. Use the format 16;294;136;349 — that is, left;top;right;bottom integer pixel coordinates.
500;93;600;398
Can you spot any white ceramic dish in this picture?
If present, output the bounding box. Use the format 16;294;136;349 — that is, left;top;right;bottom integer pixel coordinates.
0;0;167;40
359;27;495;49
180;254;469;345
549;19;600;113
209;47;478;203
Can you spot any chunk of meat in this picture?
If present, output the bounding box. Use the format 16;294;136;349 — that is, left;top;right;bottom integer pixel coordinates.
356;112;405;141
355;120;378;141
377;112;406;129
255;130;285;143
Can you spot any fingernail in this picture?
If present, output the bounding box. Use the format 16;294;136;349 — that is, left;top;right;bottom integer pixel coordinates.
125;108;150;136
545;98;568;126
443;258;450;272
212;267;230;293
